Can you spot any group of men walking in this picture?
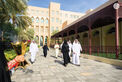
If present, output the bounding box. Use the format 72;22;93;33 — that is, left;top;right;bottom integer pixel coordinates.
54;39;82;67
29;39;82;67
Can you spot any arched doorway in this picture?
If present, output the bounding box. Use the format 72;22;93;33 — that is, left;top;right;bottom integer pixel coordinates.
40;36;43;46
45;36;49;45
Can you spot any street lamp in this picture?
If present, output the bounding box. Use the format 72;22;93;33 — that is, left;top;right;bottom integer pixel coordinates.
113;2;120;59
113;3;120;9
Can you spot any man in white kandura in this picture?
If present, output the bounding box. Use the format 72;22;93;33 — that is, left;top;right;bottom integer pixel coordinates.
72;39;82;66
29;40;39;64
54;43;59;59
68;40;72;57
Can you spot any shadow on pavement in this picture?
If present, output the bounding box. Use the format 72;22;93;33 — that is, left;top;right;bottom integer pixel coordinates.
24;69;34;74
50;55;57;59
112;65;122;70
54;60;64;66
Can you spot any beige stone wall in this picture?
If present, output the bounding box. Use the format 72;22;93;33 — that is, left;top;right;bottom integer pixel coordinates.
27;2;84;46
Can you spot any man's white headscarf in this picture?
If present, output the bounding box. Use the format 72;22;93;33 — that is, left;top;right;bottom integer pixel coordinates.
72;39;82;55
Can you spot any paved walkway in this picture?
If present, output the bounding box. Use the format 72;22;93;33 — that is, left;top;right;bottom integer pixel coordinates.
11;48;122;82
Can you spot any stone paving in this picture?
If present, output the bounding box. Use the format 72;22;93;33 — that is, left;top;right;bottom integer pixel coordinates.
11;48;122;82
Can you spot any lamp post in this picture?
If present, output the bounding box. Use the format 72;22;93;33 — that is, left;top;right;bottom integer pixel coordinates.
113;3;120;59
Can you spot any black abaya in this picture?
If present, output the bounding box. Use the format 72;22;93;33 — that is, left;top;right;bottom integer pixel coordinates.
43;45;49;57
61;43;70;65
0;41;11;82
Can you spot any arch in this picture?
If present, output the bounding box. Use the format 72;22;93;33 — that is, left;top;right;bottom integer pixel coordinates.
36;17;39;23
40;36;44;46
69;30;75;35
77;25;89;33
40;17;44;24
45;18;49;25
31;17;34;22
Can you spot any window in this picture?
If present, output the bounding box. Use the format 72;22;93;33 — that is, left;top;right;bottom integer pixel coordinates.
41;18;44;23
56;18;59;23
51;26;54;32
52;10;54;15
32;17;34;22
56;11;59;15
45;19;48;24
56;27;59;31
36;18;39;23
51;17;54;22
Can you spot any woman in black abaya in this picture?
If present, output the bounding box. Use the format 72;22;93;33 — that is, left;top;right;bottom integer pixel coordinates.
43;44;49;57
0;40;11;82
61;40;70;67
0;39;24;82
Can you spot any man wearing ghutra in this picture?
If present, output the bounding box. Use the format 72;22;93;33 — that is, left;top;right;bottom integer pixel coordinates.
72;39;82;66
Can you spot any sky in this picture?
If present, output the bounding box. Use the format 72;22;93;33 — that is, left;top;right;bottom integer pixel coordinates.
28;0;108;13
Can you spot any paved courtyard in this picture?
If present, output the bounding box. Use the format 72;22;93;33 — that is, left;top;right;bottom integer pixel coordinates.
11;48;122;82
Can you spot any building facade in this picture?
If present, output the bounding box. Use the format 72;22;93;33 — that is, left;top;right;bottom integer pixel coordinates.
27;2;84;46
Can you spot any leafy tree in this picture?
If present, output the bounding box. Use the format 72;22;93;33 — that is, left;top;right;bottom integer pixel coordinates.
51;30;59;36
16;28;34;41
0;0;32;41
0;22;17;41
26;28;34;40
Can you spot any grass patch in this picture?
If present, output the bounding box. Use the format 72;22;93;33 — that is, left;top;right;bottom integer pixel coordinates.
82;52;122;60
91;53;122;60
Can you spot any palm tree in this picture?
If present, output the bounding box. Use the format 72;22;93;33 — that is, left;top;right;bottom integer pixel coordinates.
0;0;32;40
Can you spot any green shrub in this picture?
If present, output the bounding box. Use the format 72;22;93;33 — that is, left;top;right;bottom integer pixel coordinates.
26;46;30;52
4;49;17;61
